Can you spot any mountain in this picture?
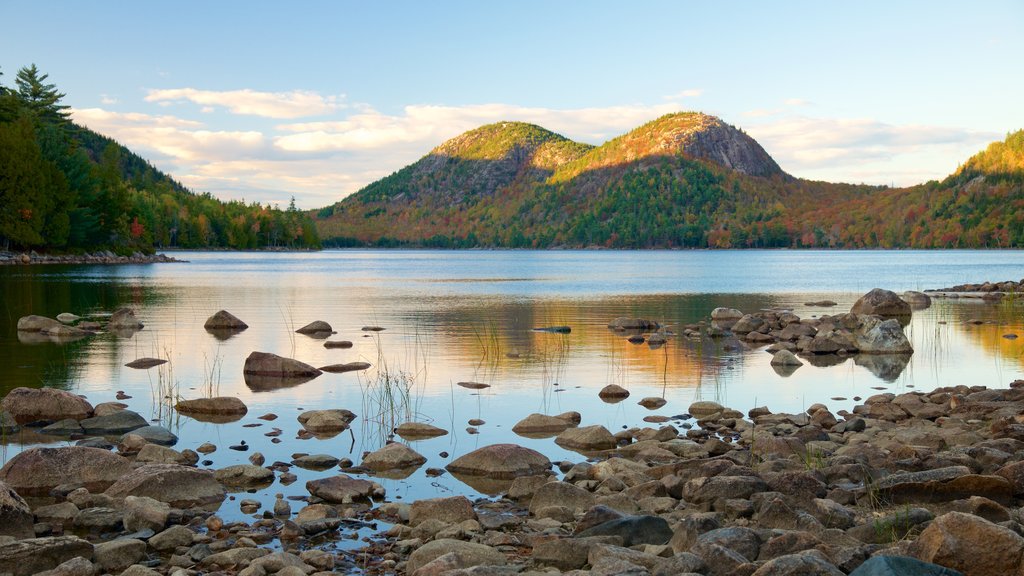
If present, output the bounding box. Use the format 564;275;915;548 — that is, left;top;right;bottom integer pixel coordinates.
315;116;1024;249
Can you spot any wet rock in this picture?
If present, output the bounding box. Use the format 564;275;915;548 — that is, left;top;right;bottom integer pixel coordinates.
770;350;803;367
203;310;248;330
512;413;574;435
362;443;427;471
296;320;333;334
688;400;724;418
39;419;83;436
445;444;551;479
395;422;448;439
16;315;64;332
94;538;146;573
126;425;177;446
854;317;913;354
55;313;80;325
711;308;744;321
405;539;506;575
599;384;630;400
80;410;148;434
298;409;356;432
852;290;912;319
638;397;667;410
323;340;353;348
243;351;322;377
92;402;128;417
124;357;167;369
108;308;144;330
106;464;226;507
576;515;672;546
0;447;131;496
0;411;18;434
319;361;372;373
175;397;248;416
0;480;33;539
291;453;339;469
608;318;659;330
214;465;274;488
306;474;385;503
0;387;93;424
457;381;490;390
135;444;192;465
534;326;571;333
0;536;94;576
909;511;1024;576
555;425;617;451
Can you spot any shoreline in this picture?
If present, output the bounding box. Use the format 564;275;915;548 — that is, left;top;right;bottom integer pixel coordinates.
0;251;183;266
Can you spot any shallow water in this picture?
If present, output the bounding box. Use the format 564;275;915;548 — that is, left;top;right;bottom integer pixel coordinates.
2;249;1023;547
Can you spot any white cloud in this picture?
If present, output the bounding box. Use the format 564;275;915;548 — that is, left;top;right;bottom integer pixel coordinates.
144;88;344;119
663;88;704;100
784;98;811;107
99;94;118;105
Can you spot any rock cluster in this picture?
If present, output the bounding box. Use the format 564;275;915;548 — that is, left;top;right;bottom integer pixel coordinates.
0;251;180;266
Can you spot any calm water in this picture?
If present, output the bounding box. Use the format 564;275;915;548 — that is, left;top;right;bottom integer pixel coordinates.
2;249;1023;542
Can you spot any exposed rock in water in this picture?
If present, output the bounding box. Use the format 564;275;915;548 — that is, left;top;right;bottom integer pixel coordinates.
0;536;94;576
598;384;630;401
638;397;667;409
445;444;552;479
203;310;248;330
213;464;275;488
319;361;371;373
361;325;386;331
124;357;167;369
555;425;617;452
15;315;64;332
306;474;385;503
361;443;427;471
770;349;804;367
608;317;659;330
0;480;33;539
296;320;333;334
298;409;356;432
710;307;744;320
457;381;491;389
55;313;80;324
175;396;248;416
0;387;94;424
854;317;914;354
405;538;507;575
243;351;322;377
79;410;148;434
323;340;353;348
851;288;912;317
395;421;448;439
108;307;144;330
533;326;571;333
126;425;178;446
512;413;576;435
0;446;131;496
105;464;226;508
902;290;932;310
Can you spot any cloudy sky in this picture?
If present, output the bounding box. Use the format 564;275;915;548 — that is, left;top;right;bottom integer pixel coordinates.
2;1;1022;209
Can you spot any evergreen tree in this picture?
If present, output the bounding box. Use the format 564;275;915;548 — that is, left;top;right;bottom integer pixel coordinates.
14;64;69;125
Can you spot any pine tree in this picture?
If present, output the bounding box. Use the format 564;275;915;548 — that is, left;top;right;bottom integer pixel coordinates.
15;64;70;125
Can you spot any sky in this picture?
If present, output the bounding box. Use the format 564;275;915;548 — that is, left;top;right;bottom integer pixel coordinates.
2;1;1022;209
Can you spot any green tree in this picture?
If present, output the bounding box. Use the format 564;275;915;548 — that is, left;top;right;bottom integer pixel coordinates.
14;64;69;125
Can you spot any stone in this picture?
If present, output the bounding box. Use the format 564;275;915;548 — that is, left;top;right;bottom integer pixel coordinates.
243;351;322;377
851;288;911;316
0;480;33;539
0;387;93;424
175;397;248;416
529;481;596;515
0;536;94;576
608;317;659;330
848;555;962;576
770;350;804;367
854;317;913;354
200;547;270;568
533;537;607;570
203;310;248;330
445;444;551;479
711;308;744;320
598;384;630;400
16;315;64;332
108;308;144;330
33;556;94;576
512;413;574;435
118;566;161;576
902;291;932;309
319;361;372;373
410;496;476;526
0;447;131;496
79;410;148;434
106;464;226;507
909;511;1024;576
126;426;178;446
124;357;167;369
296;320;332;334
122;495;170;532
73;507;123;531
149;525;194;552
848;508;934;544
395;422;449;439
39;419;83;436
683;475;769;504
214;465;274;487
33;502;79;529
306;474;385;503
291;454;339;469
638;397;668;409
688;400;724;418
135;444;191;465
92;402;128;417
695;526;762;563
362;443;427;471
555;425;617;451
405;539;506;575
323;340;353;348
576;515;672;546
94;539;146;572
750;550;844;576
652;552;708;576
298;409;357;432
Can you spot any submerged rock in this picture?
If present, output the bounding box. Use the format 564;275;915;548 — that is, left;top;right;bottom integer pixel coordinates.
124;357;167;369
15;315;63;332
108;308;144;330
319;361;371;373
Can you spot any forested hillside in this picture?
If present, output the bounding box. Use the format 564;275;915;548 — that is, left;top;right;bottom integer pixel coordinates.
0;64;319;253
314;114;1024;249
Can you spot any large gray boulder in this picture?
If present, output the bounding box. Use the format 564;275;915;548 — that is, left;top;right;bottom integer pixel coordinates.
0;387;93;424
851;288;912;317
361;443;426;472
105;464;226;508
405;539;506;575
243;351;322;377
554;425;617;452
79;410;148;434
175;397;248;416
214;465;275;488
0;536;94;576
0;447;131;496
445;444;551;479
854;317;914;354
0;480;33;539
306;475;385;504
909;512;1023;576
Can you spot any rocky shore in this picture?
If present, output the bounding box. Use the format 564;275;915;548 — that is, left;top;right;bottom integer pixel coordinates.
0;251;182;266
926;278;1023;301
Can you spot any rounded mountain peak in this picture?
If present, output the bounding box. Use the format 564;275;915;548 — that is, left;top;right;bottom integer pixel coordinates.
431;121;573;161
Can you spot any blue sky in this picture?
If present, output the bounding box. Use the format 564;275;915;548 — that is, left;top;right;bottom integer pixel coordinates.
2;1;1022;208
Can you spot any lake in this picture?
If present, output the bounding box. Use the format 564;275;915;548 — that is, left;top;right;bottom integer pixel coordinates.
2;249;1023;547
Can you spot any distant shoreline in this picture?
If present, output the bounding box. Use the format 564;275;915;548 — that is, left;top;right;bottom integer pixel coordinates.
0;251;183;266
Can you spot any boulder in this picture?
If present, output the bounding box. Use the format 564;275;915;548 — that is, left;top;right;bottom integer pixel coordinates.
608;318;659;330
33;556;95;576
203;310;248;330
395;422;448;439
909;511;1024;576
0;480;33;539
854;316;913;354
555;425;617;451
148;525;194;552
122;495;170;532
361;443;427;471
0;387;93;424
512;413;575;435
79;410;148;434
15;315;63;332
848;555;963;576
0;447;131;496
296;320;332;334
319;362;372;373
105;464;226;507
529;481;596;515
638;397;667;409
94;539;146;573
405;539;506;575
56;313;80;325
410;496;477;527
291;454;340;469
770;350;804;367
175;397;248;416
446;444;551;479
306;475;385;503
598;384;630;400
126;425;178;446
108;308;144;330
575;515;672;546
688;400;724;418
214;465;275;487
902;291;932;310
851;288;911;317
124;357;167;369
323;340;353;349
711;308;744;320
243;351;322;377
298;409;356;432
750;550;844;576
0;536;94;576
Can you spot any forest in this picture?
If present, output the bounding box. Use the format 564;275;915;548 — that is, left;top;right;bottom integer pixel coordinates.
0;64;320;253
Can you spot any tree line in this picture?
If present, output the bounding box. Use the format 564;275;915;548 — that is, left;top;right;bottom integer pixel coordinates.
0;64;320;253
